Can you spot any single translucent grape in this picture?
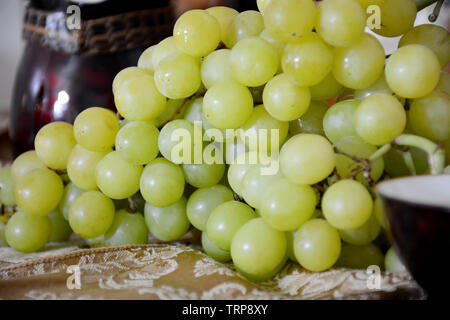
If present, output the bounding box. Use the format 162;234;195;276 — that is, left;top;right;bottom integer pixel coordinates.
323;99;359;144
385;246;407;272
309;73;343;101
260;178;316;231
48;210;72;242
206;6;238;43
354;74;393;101
408;90;450;142
332;34;384;90
158;119;195;164
263;73;311;122
183;97;204;124
373;196;387;229
34;121;76;170
256;0;271;14
0;167;15;206
137;45;156;71
263;0;316;43
115;121;159;165
59;182;84;220
182;163;225;189
68;190;115;239
5;210;51;253
103;210;148;246
289;101;329;136
203;81;253;129
227;152;259;196
280;134;335;185
369;0;417;38
144;196;190;241
201;49;234;89
438;72;450;96
151;37;181;69
338;213;380;246
10;151;45;184
206;200;257;251
201;231;231;262
95;151;143;200
15;168;63;216
231;218;287;281
67;144;110;190
383;146;429;177
140;158;185;207
294;218;341;272
74;107;120;152
335;243;384;269
385;44;441;99
322;179;373;230
224;10;264;48
282;33;334;87
355;93;406;146
112;67;151;94
148;98;185;128
316;0;365;47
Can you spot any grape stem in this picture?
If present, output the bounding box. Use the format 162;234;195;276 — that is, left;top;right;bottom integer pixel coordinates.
428;0;444;22
415;0;439;11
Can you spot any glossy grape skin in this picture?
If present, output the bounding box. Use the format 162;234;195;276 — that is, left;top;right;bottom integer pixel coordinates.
309;73;343;101
203;81;253;129
230;37;278;87
369;0;417;38
206;200;257;251
385;246;407;272
68;190;115;239
201;231;231;262
323;100;359;144
322;179;373;230
338;213;380;246
95;151;143;200
34;121;76;170
206;6;238;43
294;219;341;272
59;182;84;220
10;151;46;184
144;196;190;241
224;10;264;48
408;90;450;142
137;45;155;71
227;152;259;196
115;121;159;165
263;73;311;122
282;33;334;87
103;210;148;246
5;210;51;253
158;119;195;164
112;67;152;94
383;146;428;177
332;34;385;90
48;210;72;242
201;49;234;90
438;72;450;96
182;163;225;189
0;167;15;207
289;101;329;136
67;144;110;191
74;107;120;152
385;45;441;99
148;98;186;128
151;37;181;69
140;158;185;207
336;243;384;269
231;217;287;281
280;134;335;185
15;168;63;216
259;29;286;70
316;0;365;47
260;178;316;231
354;74;393;101
355;93;406;146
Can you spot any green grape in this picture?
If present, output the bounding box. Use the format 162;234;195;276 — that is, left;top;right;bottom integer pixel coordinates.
10;150;45;184
332;34;385;90
282;33;334;87
227;152;259;196
336;243;384;269
144;196;190;241
137;45;155;71
182;163;225;189
104;210;148;246
223;141;248;164
67;144;110;190
5;210;51;253
206;6;238;43
48;210;72;242
112;67;151;94
68;190;115;239
399;24;450;68
309;73;343;101
15;168;63;216
335;136;385;184
294;219;341;272
285;231;297;262
263;0;316;43
240;105;289;153
151;37;181;69
231;217;287;281
383;146;429;177
259;29;286;69
224;10;264;48
173;9;221;57
34;121;76;170
316;0;365;47
280;134;335;185
148;98;185;128
201;49;234;89
385;246;407;272
186;184;234;231
85;234;105;248
323;100;359;144
355;93;406;146
256;0;271;14
140;158;185;207
385;44;441;99
115;121;159;165
338;213;380;246
0;221;7;246
203;81;253;129
354;74;393;100
59;182;84;220
322;179;373;230
438;72;450;96
95;151;143;200
158;119;195;164
206;200;257;251
369;0;417;38
183;97;204;124
0;167;15;206
74;107;120;152
289;100;329;136
263;73;311;122
408;90;450;142
154;52;201;99
373;196;387;229
201;231;231;263
260;178;316;231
